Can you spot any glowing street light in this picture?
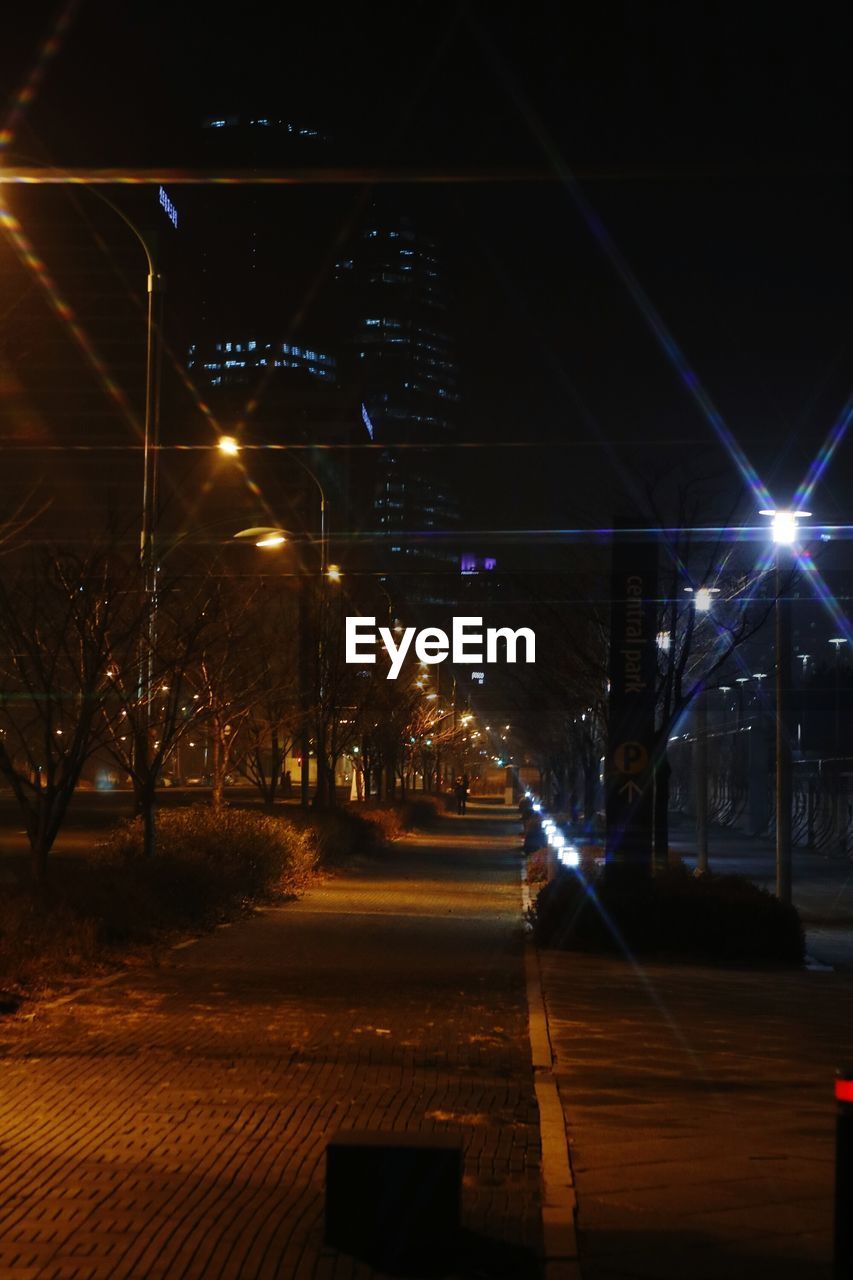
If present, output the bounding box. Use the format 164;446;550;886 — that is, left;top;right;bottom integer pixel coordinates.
760;508;812;904
684;586;720;612
326;563;343;583
759;508;811;545
234;526;287;549
217;435;240;456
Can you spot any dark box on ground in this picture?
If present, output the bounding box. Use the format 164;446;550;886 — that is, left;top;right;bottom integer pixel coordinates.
325;1130;463;1273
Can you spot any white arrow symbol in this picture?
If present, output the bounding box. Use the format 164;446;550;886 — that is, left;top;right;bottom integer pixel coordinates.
619;780;643;800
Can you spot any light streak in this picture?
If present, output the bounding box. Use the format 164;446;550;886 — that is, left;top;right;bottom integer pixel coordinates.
0;2;80;153
0;200;141;437
0;166;555;186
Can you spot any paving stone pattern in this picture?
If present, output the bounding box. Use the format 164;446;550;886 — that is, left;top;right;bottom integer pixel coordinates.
0;813;541;1279
541;951;853;1280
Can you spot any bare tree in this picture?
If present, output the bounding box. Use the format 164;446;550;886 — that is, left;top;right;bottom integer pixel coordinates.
236;587;301;807
99;561;214;857
648;480;781;864
0;547;126;880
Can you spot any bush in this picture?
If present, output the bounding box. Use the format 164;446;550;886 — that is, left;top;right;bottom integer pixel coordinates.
359;806;406;842
82;806;318;943
287;805;393;863
297;796;447;864
399;794;446;829
0;807;327;996
0;892;100;989
533;865;804;965
100;805;316;901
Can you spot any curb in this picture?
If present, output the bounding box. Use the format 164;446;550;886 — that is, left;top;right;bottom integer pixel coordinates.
522;857;583;1280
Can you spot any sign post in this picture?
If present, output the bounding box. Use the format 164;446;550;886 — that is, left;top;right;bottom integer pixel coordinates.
605;529;658;875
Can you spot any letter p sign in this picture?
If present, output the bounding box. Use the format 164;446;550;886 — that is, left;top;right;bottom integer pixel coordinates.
613;741;648;775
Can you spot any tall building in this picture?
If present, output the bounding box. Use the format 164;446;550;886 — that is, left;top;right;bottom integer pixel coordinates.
334;206;461;576
165;114;463;591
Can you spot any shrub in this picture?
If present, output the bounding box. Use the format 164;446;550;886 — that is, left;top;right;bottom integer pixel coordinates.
533;865;804;964
399;794;445;829
287;805;393;863
526;848;549;884
100;805;316;900
0;892;99;989
0;807;323;995
87;805;318;945
359;806;406;842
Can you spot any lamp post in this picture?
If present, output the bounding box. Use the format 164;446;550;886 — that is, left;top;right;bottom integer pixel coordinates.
223;439;330;806
760;507;811;905
684;586;719;874
234;519;339;809
718;686;732;816
7;161;164;807
829;638;848;753
4;158;163;570
220;437;327;574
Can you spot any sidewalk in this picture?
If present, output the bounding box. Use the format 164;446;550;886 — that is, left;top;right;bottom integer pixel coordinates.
540;946;853;1278
0;811;541;1279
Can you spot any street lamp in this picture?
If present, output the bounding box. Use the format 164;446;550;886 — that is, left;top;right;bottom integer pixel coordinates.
829;637;848;753
684;585;720;612
759;508;812;545
760;507;811;904
685;586;720;873
234;522;340;808
219;435;328;573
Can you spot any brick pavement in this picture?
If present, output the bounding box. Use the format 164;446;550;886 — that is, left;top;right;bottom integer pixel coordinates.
540;950;853;1279
0;811;541;1279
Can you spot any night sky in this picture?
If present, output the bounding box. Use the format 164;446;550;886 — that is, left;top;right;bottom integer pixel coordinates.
4;1;853;533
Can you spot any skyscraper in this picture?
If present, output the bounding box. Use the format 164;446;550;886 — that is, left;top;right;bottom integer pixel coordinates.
168;113;462;587
335;206;460;573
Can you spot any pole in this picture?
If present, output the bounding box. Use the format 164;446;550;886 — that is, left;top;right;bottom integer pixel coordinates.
835;1070;853;1277
836;643;842;754
776;557;793;904
298;574;311;808
695;687;709;873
